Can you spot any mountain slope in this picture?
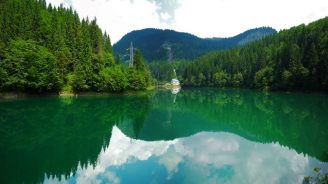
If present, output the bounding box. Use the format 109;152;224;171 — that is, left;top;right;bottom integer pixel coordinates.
113;27;277;62
168;17;328;92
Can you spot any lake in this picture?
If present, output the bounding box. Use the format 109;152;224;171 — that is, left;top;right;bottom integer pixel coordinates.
0;88;328;184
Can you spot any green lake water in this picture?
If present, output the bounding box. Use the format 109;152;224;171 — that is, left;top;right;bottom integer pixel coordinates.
0;88;328;184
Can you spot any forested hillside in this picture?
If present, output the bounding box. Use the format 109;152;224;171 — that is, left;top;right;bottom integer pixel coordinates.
1;0;326;93
0;0;152;94
150;17;328;92
113;27;276;62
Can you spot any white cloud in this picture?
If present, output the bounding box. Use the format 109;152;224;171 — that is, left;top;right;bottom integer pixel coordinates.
47;0;328;43
105;171;120;184
43;126;328;184
158;146;183;179
97;126;175;167
47;0;169;43
173;0;328;39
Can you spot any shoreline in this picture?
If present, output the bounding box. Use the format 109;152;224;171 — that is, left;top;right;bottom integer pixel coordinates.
0;86;157;99
2;86;327;99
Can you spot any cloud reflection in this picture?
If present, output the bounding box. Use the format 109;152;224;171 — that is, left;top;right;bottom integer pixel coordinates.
44;126;328;184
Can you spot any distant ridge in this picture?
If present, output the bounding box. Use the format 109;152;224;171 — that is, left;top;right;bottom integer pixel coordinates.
113;27;277;62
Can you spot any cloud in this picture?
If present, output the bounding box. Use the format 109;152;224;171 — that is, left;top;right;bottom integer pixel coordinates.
105;171;120;184
173;0;328;39
47;0;328;43
53;0;168;43
98;126;175;166
63;0;72;7
128;0;181;24
47;0;72;8
43;126;328;184
158;145;183;179
147;0;181;24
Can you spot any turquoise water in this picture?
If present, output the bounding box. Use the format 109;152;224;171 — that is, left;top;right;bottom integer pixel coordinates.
0;88;327;183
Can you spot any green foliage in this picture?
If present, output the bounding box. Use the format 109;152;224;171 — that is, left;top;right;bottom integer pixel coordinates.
61;73;74;93
113;27;276;62
254;67;274;90
0;0;152;93
133;49;147;71
281;70;292;87
214;71;229;87
148;60;176;82
149;17;328;92
127;69;153;90
232;72;243;87
99;65;128;92
0;39;61;92
127;70;147;90
104;52;115;67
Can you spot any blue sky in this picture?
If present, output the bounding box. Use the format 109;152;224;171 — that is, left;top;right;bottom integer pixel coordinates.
48;0;328;43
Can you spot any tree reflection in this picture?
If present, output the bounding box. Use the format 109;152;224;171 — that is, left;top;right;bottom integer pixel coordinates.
0;95;151;184
0;89;327;184
120;89;328;162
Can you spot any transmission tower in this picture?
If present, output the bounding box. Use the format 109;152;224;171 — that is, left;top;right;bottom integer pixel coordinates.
127;42;136;67
163;43;178;79
163;43;173;64
167;47;173;64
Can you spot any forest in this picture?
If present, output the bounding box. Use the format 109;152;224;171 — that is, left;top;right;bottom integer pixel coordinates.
113;27;276;62
0;0;327;93
0;0;152;94
150;17;328;92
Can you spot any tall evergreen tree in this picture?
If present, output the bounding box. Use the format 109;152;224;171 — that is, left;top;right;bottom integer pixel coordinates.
0;0;153;93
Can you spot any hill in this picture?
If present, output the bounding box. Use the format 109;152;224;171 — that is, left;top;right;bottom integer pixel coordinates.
113;27;277;62
150;17;328;92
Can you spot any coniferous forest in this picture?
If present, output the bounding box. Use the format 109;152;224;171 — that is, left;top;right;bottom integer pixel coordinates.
0;0;152;94
0;0;327;93
150;17;328;92
1;1;328;183
113;27;276;62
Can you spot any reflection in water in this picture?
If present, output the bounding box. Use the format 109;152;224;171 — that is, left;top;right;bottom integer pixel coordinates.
44;126;328;184
0;88;328;183
132;89;328;162
0;95;150;184
171;86;181;95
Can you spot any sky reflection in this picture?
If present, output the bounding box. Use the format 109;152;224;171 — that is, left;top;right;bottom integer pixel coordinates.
44;126;328;184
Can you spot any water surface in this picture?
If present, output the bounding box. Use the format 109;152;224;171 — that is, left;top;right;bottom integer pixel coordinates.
0;88;327;183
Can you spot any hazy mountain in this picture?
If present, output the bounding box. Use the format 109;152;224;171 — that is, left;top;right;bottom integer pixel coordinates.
113;27;277;62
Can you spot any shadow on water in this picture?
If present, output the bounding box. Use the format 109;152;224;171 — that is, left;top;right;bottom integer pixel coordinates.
0;95;150;184
0;88;327;183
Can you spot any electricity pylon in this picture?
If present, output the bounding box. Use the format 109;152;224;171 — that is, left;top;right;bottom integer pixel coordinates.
127;42;136;67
